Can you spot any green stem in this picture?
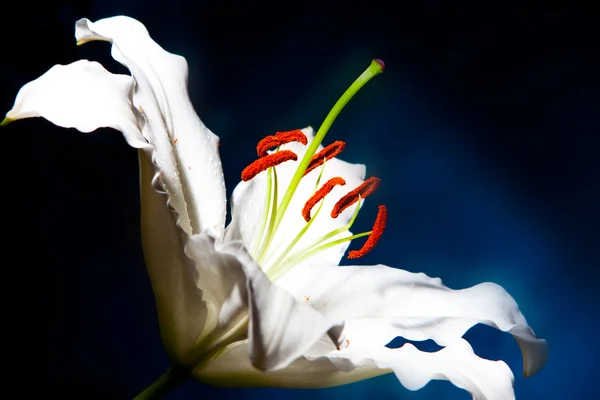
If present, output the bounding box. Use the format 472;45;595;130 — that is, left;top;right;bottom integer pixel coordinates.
133;366;190;400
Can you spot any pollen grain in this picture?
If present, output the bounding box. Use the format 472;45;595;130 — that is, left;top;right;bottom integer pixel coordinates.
348;205;387;259
331;177;381;218
304;141;346;176
241;150;298;181
302;177;346;222
257;130;307;157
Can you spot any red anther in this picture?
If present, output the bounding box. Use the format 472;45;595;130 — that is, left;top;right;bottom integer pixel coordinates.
348;205;387;259
301;177;346;222
331;177;381;218
241;150;298;181
304;141;346;176
256;129;307;157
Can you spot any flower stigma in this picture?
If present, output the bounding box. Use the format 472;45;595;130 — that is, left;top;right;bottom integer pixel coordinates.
239;59;387;281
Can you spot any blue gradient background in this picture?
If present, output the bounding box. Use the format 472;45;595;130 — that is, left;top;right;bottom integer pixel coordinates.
1;1;597;399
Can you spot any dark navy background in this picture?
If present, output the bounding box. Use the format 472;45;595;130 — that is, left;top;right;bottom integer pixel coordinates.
2;1;597;399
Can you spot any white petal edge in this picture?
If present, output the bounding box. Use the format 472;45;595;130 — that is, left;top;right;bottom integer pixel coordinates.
277;263;548;378
195;338;515;400
332;338;515;400
194;340;388;388
76;16;226;238
4;60;147;150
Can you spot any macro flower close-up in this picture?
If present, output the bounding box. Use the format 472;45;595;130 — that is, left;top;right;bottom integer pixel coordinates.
3;15;550;400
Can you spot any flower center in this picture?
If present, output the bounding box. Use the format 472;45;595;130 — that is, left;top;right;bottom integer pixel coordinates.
237;58;387;280
241;130;387;279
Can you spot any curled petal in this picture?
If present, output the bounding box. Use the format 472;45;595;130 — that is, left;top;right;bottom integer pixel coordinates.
4;60;146;149
195;339;515;400
76;16;226;238
331;339;515;400
277;263;548;378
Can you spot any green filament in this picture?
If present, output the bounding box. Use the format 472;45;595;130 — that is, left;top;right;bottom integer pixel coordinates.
251;60;384;276
270;198;364;279
270;60;384;246
268;194;326;276
251;166;273;256
256;166;279;264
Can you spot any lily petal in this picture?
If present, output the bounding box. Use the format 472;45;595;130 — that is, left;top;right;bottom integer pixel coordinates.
76;16;226;238
139;151;208;364
185;234;345;371
330;338;515;400
195;338;514;400
227;127;368;272
194;340;388;388
277;263;548;377
4;60;146;149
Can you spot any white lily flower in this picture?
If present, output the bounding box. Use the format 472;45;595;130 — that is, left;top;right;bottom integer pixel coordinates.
4;16;547;400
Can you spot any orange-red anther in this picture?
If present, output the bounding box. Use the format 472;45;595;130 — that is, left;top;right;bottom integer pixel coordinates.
301;177;346;222
241;150;298;181
348;205;388;259
304;141;346;176
331;177;381;218
256;130;308;157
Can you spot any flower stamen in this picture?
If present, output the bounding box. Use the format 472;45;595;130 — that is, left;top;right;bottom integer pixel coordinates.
270;60;385;238
251;167;274;255
257;130;307;157
269;198;364;280
241;150;297;181
302;177;346;222
348;205;388;259
304;141;346;176
331;177;381;218
256;166;279;263
263;163;328;272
